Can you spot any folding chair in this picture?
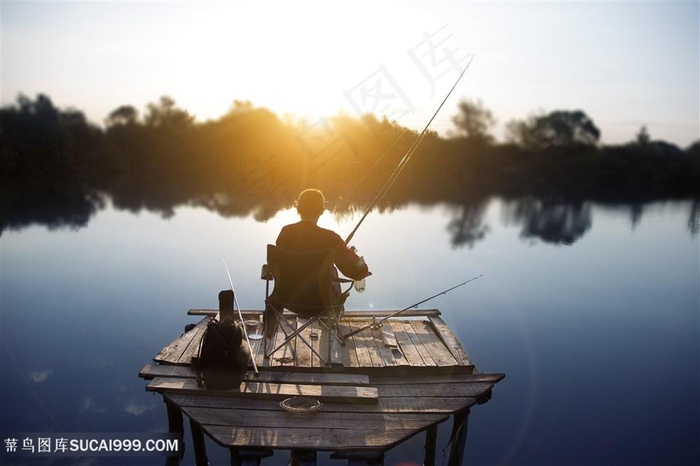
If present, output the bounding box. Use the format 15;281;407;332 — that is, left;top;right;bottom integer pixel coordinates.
261;244;354;366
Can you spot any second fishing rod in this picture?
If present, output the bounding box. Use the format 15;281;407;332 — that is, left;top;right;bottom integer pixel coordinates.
344;55;475;246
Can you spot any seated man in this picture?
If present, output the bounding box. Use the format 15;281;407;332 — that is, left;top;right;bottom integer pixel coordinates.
276;189;371;297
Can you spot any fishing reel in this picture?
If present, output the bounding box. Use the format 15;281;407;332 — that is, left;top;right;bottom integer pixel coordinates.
369;316;383;331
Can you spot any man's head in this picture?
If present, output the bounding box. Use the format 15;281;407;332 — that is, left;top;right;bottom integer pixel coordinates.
296;189;325;220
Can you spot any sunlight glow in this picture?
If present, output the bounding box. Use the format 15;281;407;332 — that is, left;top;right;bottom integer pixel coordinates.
2;1;697;145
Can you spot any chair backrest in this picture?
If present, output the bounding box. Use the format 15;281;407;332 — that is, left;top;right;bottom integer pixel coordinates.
266;244;335;317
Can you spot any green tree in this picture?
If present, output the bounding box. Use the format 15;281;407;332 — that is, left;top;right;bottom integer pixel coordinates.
506;110;600;149
451;98;496;143
105;105;139;127
635;125;651;146
144;96;193;128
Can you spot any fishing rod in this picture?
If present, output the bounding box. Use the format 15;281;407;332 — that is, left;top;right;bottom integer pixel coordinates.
336;127;410;208
344;54;475;246
222;258;260;377
343;274;482;339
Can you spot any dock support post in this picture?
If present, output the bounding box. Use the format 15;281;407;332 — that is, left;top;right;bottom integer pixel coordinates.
424;424;438;466
290;449;317;465
230;448;273;466
164;397;184;465
448;408;471;466
331;450;385;465
190;419;208;466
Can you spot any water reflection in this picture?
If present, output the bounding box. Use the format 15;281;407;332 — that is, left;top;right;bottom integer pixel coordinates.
1;180;698;247
446;198;491;248
0;180;103;235
501;198;592;246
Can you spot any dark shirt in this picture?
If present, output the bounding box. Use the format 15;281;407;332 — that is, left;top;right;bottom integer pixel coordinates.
276;220;369;280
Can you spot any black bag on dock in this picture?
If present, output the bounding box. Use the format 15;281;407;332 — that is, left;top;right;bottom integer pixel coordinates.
195;316;249;390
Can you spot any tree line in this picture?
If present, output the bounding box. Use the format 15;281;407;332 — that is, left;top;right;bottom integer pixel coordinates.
1;93;698;231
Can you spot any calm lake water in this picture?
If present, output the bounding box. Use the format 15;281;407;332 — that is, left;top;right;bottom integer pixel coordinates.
1;197;698;465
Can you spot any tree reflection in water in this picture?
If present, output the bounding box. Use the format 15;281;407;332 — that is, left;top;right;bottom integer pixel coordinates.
501;198;592;246
1;180;697;249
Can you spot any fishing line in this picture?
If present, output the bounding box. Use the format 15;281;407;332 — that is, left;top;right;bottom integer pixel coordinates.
344;54;475;245
222;258;260;376
343;274;482;339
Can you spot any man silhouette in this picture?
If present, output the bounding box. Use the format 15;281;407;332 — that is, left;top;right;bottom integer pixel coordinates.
276;189;370;284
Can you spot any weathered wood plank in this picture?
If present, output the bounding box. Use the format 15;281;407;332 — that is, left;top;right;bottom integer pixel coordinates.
401;321;437;366
365;327;384;367
154;317;209;365
381;325;398;348
177;322;208;365
371;373;504;386
296;318;314;368
147;377;378;403
342;309;441;318
139;364;196;380
347;322;372;368
409;320;458;366
140;364;371;385
428;316;475;368
376;382;494;398
189;309;262;317
167;394;476;414
250;371;370;385
184;407;447;430
371;327;398;367
268;318;297;367
188;309;442;318
206;425;436;451
388;321;425;366
308;319;323;368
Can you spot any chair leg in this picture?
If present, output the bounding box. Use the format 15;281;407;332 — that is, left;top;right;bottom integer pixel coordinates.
264;304;343;366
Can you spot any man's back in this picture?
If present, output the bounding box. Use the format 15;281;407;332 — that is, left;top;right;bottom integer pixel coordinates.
276;220;368;280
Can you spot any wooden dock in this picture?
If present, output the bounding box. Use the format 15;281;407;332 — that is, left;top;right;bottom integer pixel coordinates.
139;309;504;465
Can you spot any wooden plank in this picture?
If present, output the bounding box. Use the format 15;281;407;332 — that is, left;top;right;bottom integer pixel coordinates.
139;364;196;380
147;377;378;403
184;408;446;430
188;309;441;318
348;321;381;367
250;371;370;386
154;317;209;365
307;319;323;368
371;327;398;367
167;394;476;414
371;373;505;386
205;425;436;451
338;323;358;368
139;364;371;385
388;321;425;366
428;316;475;368
409;320;458;366
296;318;314;368
318;320;336;368
341;309;441;319
330;332;344;366
376;382;494;398
177;322;208;365
381;325;398;348
268;318;296;367
400;321;437;366
189;309;263;317
363;327;384;368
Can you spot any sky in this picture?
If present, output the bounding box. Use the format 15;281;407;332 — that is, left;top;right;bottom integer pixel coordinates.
1;0;698;147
